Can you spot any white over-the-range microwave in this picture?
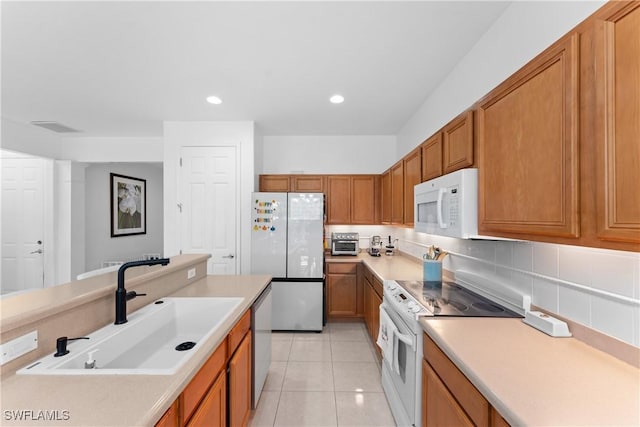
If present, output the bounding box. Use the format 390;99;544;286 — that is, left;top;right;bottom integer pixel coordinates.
414;168;479;239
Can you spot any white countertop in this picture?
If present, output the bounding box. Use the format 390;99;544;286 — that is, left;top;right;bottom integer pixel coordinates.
421;317;640;426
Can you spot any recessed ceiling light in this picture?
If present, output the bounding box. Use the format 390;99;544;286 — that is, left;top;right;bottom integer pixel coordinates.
330;94;344;104
206;96;222;105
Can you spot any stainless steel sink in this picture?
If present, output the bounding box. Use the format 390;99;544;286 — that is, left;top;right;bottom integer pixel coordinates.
18;297;243;375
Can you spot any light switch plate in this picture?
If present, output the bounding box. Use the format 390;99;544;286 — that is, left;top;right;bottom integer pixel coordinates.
187;268;196;279
0;331;38;365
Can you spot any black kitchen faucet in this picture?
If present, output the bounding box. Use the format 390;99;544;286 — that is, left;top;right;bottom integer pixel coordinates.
115;258;170;324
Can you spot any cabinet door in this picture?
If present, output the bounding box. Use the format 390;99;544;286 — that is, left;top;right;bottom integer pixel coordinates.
259;175;290;192
404;148;422;225
595;3;640;244
381;169;392;224
491;407;511;427
155;401;179;427
291;175;325;193
351;175;377;224
326;176;351;224
391;162;404;224
327;273;358;317
478;34;580;238
186;372;226;427
423;360;474;427
443;110;474;174
229;332;252;427
181;340;227;425
422;133;443;182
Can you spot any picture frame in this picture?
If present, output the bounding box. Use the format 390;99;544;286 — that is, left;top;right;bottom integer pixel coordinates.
110;173;146;237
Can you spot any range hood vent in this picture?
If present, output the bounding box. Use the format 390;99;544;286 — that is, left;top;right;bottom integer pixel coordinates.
30;121;80;133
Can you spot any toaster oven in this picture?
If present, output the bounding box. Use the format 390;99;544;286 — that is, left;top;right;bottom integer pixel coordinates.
331;232;359;255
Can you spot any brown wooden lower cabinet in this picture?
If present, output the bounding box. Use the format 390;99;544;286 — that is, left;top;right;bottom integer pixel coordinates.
155;401;179;427
187;372;226;427
154;309;252;427
326;262;361;318
362;266;382;360
229;332;252;427
423;360;474;427
422;332;510;427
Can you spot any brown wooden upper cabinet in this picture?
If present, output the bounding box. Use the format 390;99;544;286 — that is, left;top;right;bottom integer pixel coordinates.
422;133;443;182
391;161;404;224
326;176;351;224
259;175;290;192
351;175;379;224
381;169;392;224
594;2;640;244
403;148;422;225
477;33;580;239
443;110;474;174
420;110;474;183
326;175;379;224
291;175;325;193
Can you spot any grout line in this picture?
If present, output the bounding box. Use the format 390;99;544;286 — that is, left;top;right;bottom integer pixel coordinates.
448;250;640;305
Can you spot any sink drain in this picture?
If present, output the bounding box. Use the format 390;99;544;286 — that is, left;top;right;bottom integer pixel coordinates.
175;341;196;351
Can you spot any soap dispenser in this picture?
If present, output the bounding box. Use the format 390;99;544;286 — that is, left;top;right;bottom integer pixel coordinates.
84;349;99;369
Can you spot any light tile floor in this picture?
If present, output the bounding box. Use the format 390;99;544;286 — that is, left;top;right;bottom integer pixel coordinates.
248;321;396;427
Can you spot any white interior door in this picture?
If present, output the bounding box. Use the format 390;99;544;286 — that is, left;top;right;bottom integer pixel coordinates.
179;147;238;274
1;156;45;294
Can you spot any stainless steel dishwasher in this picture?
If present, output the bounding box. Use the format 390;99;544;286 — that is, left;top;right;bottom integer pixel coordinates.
251;282;272;408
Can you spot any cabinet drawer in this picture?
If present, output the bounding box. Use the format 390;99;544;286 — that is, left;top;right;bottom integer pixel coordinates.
182;339;228;425
423;333;489;427
228;310;251;357
326;262;357;274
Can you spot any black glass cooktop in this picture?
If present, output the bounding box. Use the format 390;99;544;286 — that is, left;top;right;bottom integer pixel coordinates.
396;280;523;318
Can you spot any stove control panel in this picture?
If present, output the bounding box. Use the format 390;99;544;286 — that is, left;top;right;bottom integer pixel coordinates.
384;280;431;318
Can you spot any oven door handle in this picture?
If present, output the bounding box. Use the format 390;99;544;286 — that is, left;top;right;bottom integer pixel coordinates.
394;330;414;348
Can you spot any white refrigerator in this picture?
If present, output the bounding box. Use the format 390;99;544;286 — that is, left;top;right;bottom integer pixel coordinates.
250;192;324;331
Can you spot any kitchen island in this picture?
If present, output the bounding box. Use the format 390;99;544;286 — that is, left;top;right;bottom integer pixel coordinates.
0;268;271;427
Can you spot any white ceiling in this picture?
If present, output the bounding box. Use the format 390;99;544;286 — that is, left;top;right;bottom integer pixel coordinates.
1;1;511;138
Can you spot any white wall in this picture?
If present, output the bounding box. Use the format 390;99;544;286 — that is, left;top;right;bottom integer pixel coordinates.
1;117;62;159
254;125;264;189
59;137;163;162
263;135;395;174
396;0;606;159
163;121;255;274
83;163;164;273
53;161;87;284
394;229;640;348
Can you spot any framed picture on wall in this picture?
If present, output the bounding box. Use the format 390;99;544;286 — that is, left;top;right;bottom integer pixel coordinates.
110;173;146;237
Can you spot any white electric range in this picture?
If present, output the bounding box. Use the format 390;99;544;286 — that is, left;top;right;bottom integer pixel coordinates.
379;278;522;427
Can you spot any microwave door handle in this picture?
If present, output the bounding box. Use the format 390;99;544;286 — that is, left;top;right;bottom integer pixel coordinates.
437;188;447;229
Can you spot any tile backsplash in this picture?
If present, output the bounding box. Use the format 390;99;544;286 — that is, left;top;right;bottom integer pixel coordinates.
326;225;640;347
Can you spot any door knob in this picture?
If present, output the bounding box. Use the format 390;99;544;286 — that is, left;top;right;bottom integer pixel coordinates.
222;254;235;259
30;249;43;254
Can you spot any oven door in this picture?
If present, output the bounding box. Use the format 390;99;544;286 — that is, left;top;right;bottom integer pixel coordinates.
380;302;419;427
331;240;357;255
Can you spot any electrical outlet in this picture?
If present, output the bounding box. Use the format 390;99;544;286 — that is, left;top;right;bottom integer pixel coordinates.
187;268;196;279
0;331;38;365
